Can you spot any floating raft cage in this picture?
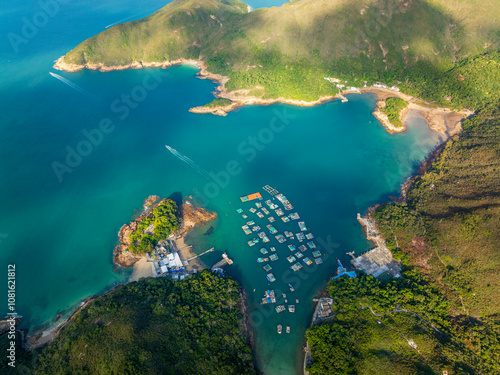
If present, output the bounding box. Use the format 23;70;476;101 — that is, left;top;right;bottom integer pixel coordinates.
240;192;262;202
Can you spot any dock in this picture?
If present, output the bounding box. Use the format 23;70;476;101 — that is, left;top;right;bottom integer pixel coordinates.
211;252;233;270
183;247;215;266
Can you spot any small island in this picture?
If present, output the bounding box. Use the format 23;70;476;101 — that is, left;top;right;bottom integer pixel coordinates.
114;196;217;280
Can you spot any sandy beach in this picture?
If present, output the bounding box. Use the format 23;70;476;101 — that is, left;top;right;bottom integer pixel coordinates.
122;199;217;282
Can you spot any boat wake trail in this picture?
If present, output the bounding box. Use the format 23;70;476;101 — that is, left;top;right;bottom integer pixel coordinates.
49;72;96;99
165;145;211;179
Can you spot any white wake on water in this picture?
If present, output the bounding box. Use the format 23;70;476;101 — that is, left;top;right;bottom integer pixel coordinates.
49;72;95;99
165;145;211;179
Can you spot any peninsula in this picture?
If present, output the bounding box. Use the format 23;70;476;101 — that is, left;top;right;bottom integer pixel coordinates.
54;0;499;126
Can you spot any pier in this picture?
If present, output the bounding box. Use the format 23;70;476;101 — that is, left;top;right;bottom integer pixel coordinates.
183;247;215;265
211;252;233;270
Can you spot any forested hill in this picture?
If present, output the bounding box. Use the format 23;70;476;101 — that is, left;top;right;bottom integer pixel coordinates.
59;0;500;108
2;272;257;375
306;101;500;374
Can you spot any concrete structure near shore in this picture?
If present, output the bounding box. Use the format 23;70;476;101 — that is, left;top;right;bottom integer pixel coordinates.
349;214;401;278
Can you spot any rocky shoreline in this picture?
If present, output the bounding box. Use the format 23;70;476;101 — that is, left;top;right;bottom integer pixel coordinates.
369;89;470;136
113;196;217;268
54;56;468;136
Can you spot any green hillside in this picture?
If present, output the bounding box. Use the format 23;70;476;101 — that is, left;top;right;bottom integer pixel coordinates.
4;272;256;375
60;0;500;108
306;101;500;374
374;101;500;317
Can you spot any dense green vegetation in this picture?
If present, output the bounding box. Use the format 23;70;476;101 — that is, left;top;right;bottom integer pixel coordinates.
306;273;500;374
61;0;500;109
129;199;179;254
374;101;500;317
380;97;407;128
204;98;232;108
18;272;256;375
306;101;500;374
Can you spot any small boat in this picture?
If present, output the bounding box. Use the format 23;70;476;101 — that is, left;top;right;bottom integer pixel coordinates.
282;293;287;299
289;284;295;292
286;326;290;333
298;221;307;231
277;325;282;334
288;305;295;313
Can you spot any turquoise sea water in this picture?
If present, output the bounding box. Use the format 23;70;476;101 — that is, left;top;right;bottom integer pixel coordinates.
0;1;444;374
